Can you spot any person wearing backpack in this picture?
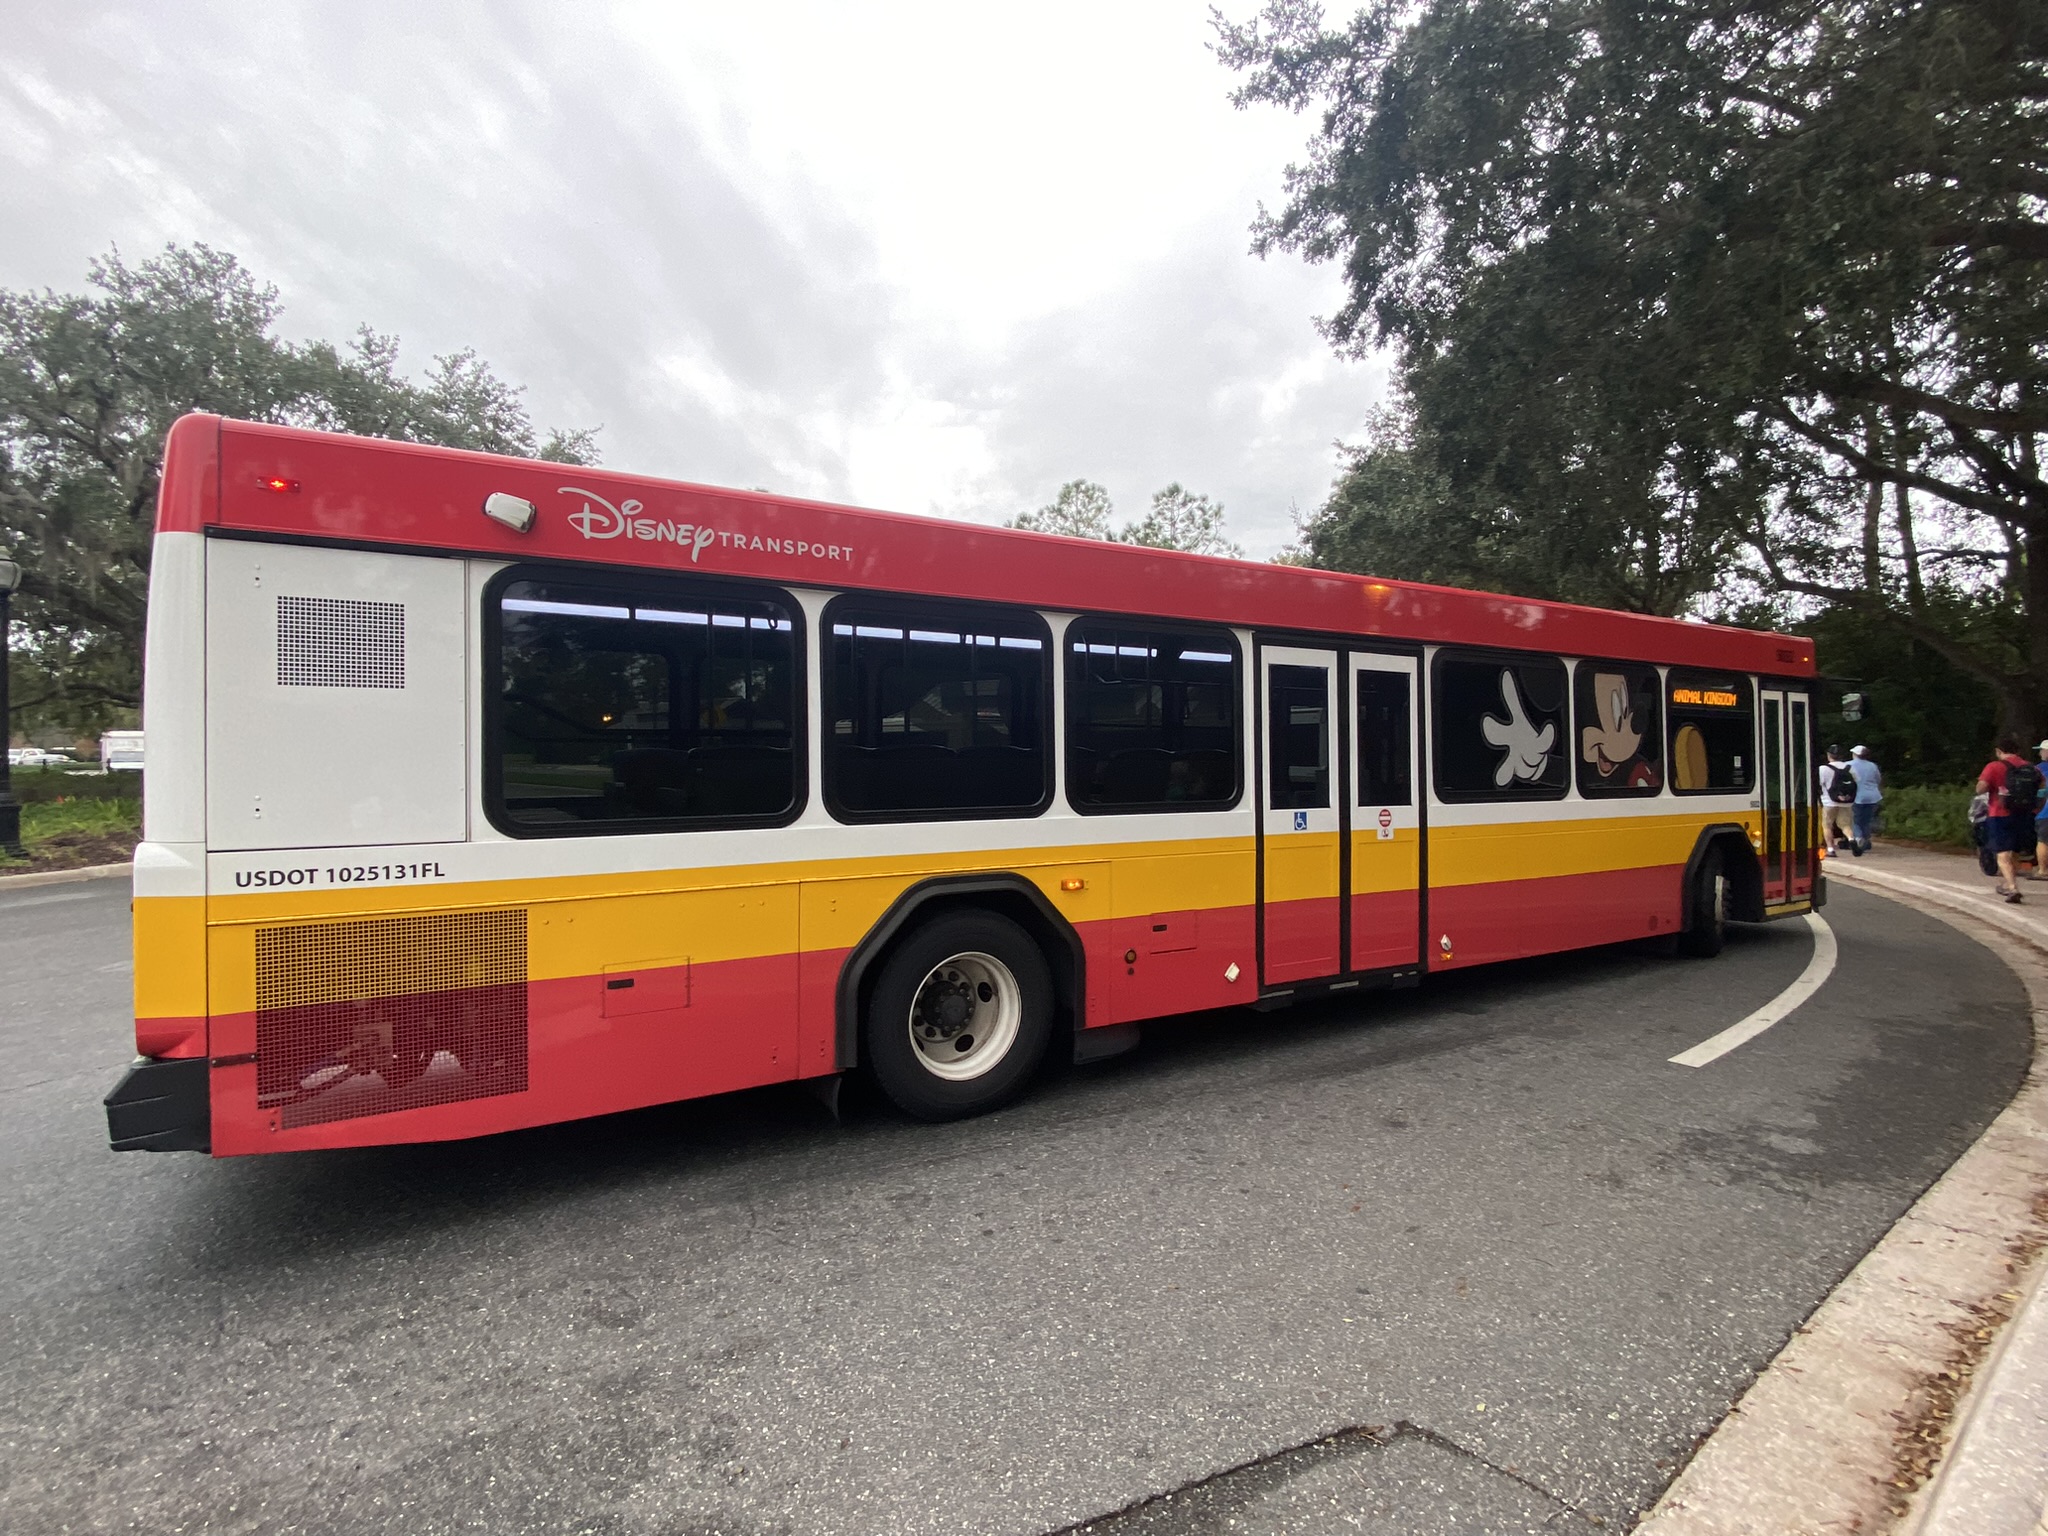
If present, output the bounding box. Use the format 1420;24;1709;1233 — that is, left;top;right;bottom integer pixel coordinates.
1819;745;1857;855
2023;741;2039;884
1848;744;1884;854
1976;734;2036;902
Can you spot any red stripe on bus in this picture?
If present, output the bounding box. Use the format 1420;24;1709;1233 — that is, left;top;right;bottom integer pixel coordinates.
1427;865;1684;969
135;1016;208;1059
1349;888;1423;972
1263;896;1344;985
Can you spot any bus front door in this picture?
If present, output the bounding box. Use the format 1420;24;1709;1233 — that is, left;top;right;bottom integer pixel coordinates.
1260;645;1342;985
1761;688;1815;906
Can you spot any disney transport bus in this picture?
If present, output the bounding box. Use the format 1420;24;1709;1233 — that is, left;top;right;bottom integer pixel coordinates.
104;415;1822;1156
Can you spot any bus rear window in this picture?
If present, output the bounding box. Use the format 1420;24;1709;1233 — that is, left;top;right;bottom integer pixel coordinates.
824;599;1051;819
1066;624;1239;812
1666;670;1754;794
490;575;800;832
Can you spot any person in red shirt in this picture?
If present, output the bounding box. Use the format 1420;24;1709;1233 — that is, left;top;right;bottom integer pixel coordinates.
1977;734;2032;902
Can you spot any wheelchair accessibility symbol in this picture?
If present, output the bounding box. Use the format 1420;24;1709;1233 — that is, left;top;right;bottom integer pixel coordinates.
1293;811;1308;831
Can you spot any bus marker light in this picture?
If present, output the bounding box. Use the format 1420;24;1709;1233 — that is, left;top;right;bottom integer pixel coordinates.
260;476;300;493
1225;963;1240;983
484;492;538;533
1059;877;1085;891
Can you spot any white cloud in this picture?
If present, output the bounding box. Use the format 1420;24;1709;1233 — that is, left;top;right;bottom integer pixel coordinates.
0;0;1387;555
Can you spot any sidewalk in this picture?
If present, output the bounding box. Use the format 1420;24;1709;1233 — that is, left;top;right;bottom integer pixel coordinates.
1825;842;2048;1536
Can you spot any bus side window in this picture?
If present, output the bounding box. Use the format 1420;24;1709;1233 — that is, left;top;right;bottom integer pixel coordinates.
1666;670;1755;793
1573;659;1664;797
824;599;1052;820
1430;650;1570;802
490;573;801;833
1355;669;1412;806
1065;623;1240;813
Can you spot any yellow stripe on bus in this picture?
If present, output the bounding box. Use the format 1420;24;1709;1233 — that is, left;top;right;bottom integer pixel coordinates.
1427;812;1754;888
154;814;1760;1015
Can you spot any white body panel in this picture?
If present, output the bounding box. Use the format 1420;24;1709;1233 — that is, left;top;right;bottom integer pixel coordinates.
205;540;468;852
140;533;206;843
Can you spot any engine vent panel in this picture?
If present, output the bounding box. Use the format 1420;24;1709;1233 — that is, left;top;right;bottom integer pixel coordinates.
277;595;406;689
255;909;528;1128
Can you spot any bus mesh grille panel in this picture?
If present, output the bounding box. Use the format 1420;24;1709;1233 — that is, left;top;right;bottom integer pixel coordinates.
255;910;527;1128
276;595;405;689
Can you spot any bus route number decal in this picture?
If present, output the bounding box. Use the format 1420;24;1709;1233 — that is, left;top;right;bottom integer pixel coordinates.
232;862;450;889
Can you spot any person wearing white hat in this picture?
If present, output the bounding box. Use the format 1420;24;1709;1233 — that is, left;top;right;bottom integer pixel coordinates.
1847;744;1883;854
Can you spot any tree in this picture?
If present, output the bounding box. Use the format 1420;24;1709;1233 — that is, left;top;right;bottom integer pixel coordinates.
1007;478;1244;555
1121;483;1245;557
0;243;597;737
1010;478;1116;540
1221;0;2048;725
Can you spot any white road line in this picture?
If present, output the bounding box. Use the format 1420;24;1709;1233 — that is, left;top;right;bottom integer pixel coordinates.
1669;913;1838;1068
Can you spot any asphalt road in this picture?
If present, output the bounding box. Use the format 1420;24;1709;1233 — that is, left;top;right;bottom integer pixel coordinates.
0;876;2030;1536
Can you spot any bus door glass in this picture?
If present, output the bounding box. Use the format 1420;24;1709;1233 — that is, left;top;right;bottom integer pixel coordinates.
1760;690;1786;904
1787;692;1813;899
1260;645;1342;985
1349;652;1420;973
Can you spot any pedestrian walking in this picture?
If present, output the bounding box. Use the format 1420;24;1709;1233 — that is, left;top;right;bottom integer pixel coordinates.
1975;734;2039;903
1819;744;1857;855
1848;744;1883;855
2033;739;2048;881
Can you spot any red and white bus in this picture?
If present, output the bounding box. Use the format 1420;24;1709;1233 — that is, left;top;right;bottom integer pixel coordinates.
105;415;1821;1156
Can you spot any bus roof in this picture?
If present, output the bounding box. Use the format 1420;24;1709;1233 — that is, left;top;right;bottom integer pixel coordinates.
159;413;1814;676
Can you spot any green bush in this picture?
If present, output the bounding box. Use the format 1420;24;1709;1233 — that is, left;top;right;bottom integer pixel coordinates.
7;766;144;804
1878;781;1975;848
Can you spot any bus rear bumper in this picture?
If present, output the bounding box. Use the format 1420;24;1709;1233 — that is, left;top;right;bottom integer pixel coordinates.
105;1057;211;1153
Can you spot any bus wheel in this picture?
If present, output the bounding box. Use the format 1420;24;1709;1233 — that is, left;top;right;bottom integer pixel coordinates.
1678;851;1728;958
863;912;1053;1121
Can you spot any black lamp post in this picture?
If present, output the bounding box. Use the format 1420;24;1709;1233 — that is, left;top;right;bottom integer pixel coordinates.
0;556;21;859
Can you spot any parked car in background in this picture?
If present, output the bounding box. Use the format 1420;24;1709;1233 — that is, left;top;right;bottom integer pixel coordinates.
8;747;71;767
100;731;145;772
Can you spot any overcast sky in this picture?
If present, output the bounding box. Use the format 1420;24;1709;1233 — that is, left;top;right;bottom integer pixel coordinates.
1;1;1386;555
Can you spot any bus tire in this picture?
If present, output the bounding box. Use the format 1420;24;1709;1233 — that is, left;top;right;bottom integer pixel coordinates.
862;911;1053;1121
1678;851;1728;958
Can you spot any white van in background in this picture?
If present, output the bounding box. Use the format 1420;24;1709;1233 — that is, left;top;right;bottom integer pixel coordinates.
100;730;145;772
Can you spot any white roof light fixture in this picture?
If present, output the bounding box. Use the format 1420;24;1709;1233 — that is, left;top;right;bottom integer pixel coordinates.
483;493;538;534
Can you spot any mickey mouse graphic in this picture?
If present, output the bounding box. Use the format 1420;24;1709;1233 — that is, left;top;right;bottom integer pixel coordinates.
1581;670;1661;790
1481;671;1556;786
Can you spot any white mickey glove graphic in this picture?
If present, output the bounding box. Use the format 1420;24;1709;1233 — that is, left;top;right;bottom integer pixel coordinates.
1480;670;1556;786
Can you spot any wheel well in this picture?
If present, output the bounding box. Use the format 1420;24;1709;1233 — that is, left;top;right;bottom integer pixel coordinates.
835;876;1084;1071
1682;826;1766;926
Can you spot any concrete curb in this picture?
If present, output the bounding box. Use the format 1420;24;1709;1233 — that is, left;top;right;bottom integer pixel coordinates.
1634;862;2048;1536
0;861;132;891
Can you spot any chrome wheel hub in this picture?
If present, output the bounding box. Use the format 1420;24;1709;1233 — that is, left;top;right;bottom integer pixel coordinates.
908;951;1022;1082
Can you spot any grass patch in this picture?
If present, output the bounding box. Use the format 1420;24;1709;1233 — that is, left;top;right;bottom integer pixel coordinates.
1878;781;1975;848
1;788;142;872
22;795;141;841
